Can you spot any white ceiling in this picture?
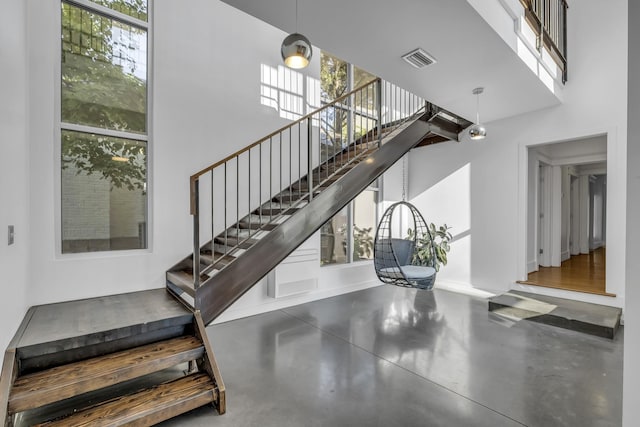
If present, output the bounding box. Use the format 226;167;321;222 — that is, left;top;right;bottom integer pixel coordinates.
221;0;560;124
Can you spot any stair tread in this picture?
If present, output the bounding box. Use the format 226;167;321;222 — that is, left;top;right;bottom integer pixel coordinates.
166;271;202;296
10;336;205;413
200;251;236;267
34;373;216;427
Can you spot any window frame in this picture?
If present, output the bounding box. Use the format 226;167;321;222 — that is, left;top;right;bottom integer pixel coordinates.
56;0;152;257
319;51;381;267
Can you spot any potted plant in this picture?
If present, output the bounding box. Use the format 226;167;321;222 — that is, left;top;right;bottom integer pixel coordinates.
353;225;374;260
407;224;453;271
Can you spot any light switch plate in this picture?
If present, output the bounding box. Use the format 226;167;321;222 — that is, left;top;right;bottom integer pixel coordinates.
8;225;14;245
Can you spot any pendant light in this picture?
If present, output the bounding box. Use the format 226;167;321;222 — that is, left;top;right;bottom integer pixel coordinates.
281;0;312;69
468;87;487;140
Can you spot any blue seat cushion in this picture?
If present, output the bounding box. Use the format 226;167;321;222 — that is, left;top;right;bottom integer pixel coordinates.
379;265;436;280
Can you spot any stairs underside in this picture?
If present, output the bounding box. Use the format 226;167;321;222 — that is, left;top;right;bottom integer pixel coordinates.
168;116;443;324
1;290;225;426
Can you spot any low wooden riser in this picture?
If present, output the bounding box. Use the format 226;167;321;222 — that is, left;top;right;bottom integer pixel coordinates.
9;336;204;414
2;300;226;427
33;373;216;427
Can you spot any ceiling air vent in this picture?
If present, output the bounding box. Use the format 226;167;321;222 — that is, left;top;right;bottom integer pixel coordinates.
401;48;437;69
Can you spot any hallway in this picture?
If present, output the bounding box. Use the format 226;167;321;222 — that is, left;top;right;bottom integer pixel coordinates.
521;247;610;296
161;285;622;427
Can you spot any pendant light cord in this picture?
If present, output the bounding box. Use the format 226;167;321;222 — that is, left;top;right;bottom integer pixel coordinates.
476;91;480;125
295;0;298;33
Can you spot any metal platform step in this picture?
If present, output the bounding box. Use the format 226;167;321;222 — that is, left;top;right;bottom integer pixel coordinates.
488;291;622;339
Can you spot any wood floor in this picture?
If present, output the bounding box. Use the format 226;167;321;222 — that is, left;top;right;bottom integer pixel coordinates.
519;247;613;297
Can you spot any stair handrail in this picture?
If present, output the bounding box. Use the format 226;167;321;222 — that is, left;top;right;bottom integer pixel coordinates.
190;77;383;214
185;77;426;295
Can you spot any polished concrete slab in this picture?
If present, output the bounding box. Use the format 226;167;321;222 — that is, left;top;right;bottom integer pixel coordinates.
160;286;623;427
16;289;192;349
488;290;622;339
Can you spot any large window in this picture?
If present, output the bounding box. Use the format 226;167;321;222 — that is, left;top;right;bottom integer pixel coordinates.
320;184;379;266
60;0;148;253
319;51;378;266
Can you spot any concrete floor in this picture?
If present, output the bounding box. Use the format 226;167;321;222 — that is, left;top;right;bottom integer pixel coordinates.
160;286;623;427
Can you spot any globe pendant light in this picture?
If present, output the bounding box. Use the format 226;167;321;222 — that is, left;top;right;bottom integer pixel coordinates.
281;0;312;69
469;87;487;140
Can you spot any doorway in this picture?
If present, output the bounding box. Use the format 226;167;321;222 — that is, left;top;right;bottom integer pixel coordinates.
523;136;609;296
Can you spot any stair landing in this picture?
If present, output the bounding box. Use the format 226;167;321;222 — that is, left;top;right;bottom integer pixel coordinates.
14;289;193;372
488;290;622;339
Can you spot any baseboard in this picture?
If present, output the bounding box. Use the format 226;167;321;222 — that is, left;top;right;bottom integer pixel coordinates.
561;251;570;262
212;280;382;324
527;260;538;273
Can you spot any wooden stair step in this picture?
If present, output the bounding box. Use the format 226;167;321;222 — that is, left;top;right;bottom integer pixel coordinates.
34;373;216;427
9;336;205;414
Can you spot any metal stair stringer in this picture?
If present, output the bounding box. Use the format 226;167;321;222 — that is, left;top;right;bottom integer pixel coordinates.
197;118;433;324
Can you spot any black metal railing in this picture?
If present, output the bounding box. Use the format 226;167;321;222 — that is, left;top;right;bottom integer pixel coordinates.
187;78;425;292
521;0;568;83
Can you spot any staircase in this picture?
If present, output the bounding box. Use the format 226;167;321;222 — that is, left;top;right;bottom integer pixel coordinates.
0;79;470;427
166;78;471;324
0;290;225;426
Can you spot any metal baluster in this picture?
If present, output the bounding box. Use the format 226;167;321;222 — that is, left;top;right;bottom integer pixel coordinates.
224;162;228;257
298;122;301;200
259;143;262;230
279;132;282;210
289;127;292;205
210;171;214;264
319;112;322;186
377;79;382;148
307;117;313;201
236;156;239;248
248;149;251;238
269;137;273;223
193;179;200;290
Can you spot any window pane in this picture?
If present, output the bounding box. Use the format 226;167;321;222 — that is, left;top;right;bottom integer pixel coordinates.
321;207;349;265
353;190;377;261
62;3;147;133
320;52;348;102
88;0;147;21
354;66;376;88
61;130;147;253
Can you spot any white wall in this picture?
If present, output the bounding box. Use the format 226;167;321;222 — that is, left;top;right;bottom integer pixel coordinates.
526;150;538;271
408;0;627;304
590;175;606;249
560;166;570;260
0;0;30;351
24;0;322;307
16;0;380;331
624;1;640;424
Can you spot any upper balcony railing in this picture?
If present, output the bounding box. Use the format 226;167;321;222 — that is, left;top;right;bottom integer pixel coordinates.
521;0;568;83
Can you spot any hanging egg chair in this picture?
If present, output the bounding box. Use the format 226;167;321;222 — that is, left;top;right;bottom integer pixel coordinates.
373;201;437;290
